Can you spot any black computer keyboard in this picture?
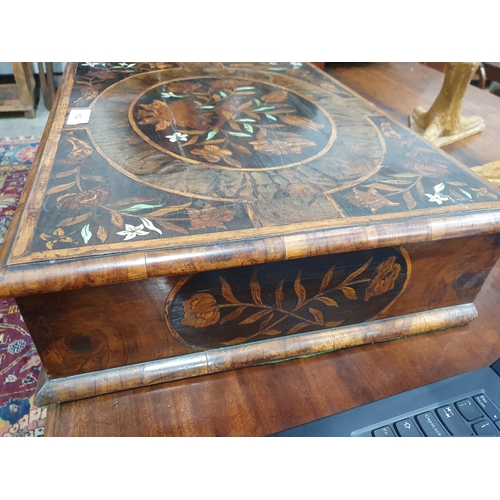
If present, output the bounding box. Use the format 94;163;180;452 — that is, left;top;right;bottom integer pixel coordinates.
369;392;500;437
271;358;500;437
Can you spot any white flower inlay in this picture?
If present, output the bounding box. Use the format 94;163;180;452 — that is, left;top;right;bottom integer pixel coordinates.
425;182;449;205
161;91;181;99
108;62;136;70
117;224;150;241
140;218;162;235
290;62;303;68
166;132;188;143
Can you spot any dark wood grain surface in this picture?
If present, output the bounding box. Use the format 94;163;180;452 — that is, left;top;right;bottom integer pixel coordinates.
45;63;500;436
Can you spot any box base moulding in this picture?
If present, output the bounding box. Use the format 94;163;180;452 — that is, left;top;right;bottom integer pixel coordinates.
34;302;477;406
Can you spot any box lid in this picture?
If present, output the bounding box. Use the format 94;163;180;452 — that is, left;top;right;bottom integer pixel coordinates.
2;62;500;297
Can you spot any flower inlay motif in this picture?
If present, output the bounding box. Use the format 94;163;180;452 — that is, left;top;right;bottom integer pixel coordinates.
131;77;334;170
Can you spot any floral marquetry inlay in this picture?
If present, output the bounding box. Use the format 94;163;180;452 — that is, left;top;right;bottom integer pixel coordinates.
165;247;410;348
8;62;500;264
130;77;335;170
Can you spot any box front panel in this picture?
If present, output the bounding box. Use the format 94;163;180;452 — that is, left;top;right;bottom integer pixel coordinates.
17;233;500;379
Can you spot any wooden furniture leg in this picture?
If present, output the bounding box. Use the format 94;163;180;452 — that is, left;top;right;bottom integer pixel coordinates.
37;62;56;110
37;62;49;109
477;63;487;89
46;63;56;107
12;62;36;118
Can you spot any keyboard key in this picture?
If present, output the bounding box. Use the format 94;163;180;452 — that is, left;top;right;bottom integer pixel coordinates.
455;398;483;421
474;394;500;421
416;412;449;437
472;420;500;436
372;426;395;437
436;406;473;436
394;418;422;437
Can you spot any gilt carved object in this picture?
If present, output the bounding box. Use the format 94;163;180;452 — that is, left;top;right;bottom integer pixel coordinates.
2;62;500;406
472;160;500;187
409;62;485;147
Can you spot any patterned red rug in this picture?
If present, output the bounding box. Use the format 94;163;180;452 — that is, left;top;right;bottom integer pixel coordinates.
0;136;46;437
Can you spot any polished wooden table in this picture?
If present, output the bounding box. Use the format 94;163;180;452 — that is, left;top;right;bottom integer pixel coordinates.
42;63;500;436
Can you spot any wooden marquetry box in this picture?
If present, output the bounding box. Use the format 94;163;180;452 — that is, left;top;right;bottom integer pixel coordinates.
2;62;500;405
